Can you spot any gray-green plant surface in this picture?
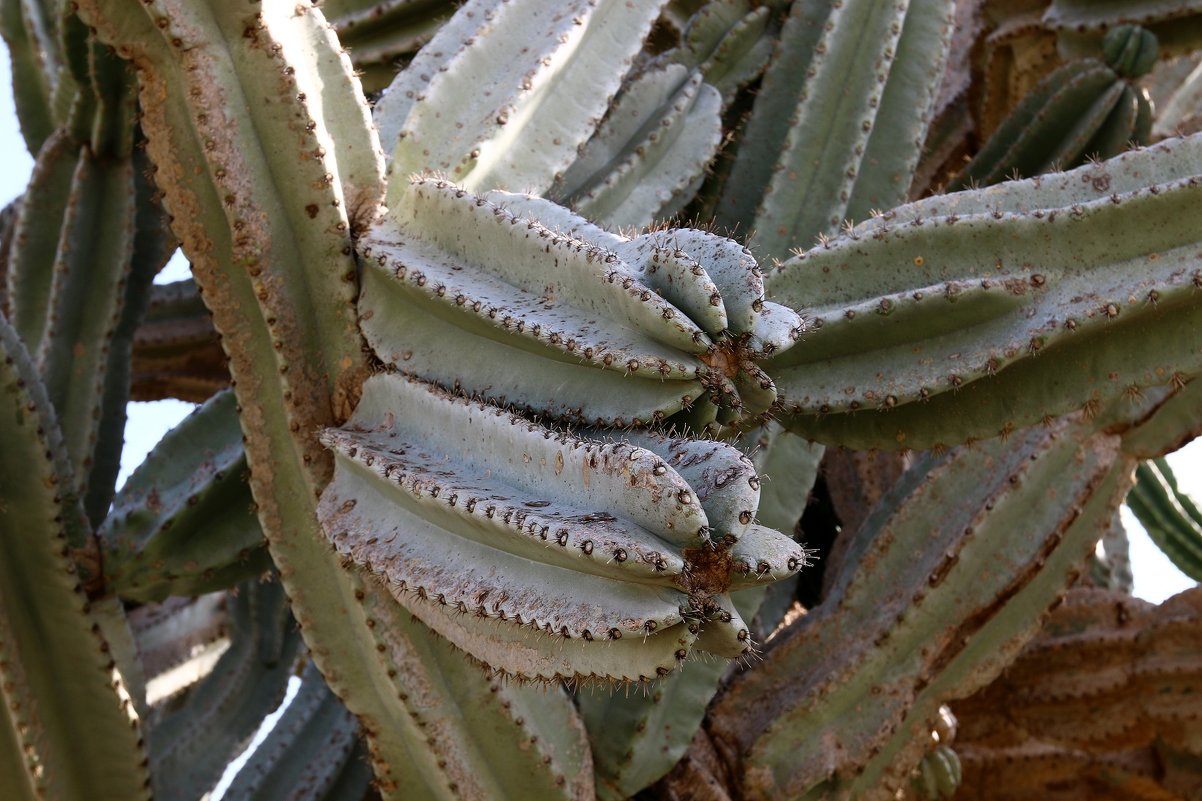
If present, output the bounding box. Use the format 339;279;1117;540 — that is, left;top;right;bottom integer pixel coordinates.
3;0;1202;799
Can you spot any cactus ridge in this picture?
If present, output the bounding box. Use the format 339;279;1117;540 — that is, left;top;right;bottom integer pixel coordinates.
673;1;776;105
352;584;596;800
0;0;59;152
130;593;227;680
35;151;137;515
317;373;806;680
325;0;453;93
361;178;802;429
1046;0;1202;27
7;129;80;353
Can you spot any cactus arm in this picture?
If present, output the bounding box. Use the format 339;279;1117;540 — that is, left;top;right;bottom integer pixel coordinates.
148;579;303;800
676;1;776;106
715;0;954;260
129;592;227;683
840;463;1131;798
360;180;798;428
948;61;1123;189
6;129;78;352
0;311;150;801
98;390;271;602
77;0;377;408
35;152;137;513
327;0;453;94
551;68;724;229
378;0;667;197
69;0;534;793
768;142;1202;449
707;0;830;235
579;658;732;801
841;0;955;224
1074;83;1143;164
129;278;228;402
1126;458;1202;581
701;420;1124;800
221;661;371;801
779;284;1202;450
1044;1;1202;34
576;561;788;801
318;374;803;679
85;154;176;518
0;0;55;151
872;131;1202;225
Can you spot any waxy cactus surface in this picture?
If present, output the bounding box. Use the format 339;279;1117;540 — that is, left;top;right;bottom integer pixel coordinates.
5;0;1202;799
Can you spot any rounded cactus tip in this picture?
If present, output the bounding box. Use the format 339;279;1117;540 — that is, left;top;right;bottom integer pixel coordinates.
1103;25;1158;79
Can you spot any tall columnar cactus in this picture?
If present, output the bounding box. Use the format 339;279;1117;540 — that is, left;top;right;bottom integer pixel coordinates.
5;0;1202;799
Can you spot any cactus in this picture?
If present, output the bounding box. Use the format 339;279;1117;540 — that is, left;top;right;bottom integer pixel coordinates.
951;586;1202;800
7;0;1202;799
948;27;1157;191
1127;457;1202;580
129;279;229;402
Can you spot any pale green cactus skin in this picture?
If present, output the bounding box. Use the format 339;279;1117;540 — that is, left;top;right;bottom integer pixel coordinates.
6;0;1202;799
318;373;806;681
360;177;803;432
